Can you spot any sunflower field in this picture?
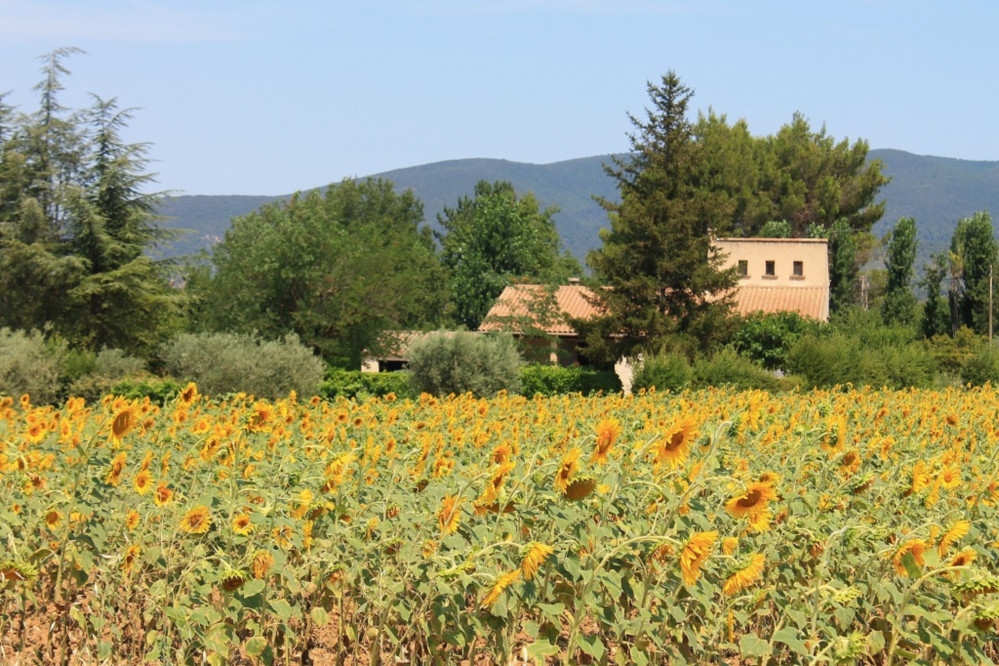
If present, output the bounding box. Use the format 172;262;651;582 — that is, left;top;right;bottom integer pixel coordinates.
2;384;999;665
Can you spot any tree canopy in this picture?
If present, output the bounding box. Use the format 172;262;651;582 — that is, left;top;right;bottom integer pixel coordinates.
192;178;447;367
0;48;183;356
436;180;579;330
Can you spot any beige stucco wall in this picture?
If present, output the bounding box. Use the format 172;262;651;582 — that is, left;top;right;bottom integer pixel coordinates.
714;238;829;288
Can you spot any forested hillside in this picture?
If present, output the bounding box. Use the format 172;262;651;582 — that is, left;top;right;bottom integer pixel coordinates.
157;149;999;268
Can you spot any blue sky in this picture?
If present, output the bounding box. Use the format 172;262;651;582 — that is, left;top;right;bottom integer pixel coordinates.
2;0;996;196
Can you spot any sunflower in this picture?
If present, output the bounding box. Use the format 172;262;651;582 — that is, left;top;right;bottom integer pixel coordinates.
105;452;127;487
232;513;254;535
482;569;522;608
121;545;141;575
722;537;739;556
680;531;718;586
125;509;140;531
654;417;696;470
724;481;777;532
591;419;621;465
110;405;137;444
521;542;554;580
892;539;928;576
221;568;248;592
153;482;173;506
938;520;970;557
45;510;62;529
252;551;274;579
554;447;582;494
179;382;199;405
479;461;516;505
179;505;212;534
722;552;766;596
948;547;977;568
134;469;153;495
563;476;597;501
437;494;462;536
910;460;931;494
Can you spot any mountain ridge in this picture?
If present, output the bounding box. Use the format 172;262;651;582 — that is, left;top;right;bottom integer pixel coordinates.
156;149;999;270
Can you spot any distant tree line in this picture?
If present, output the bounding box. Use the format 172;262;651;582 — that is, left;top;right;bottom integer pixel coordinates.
2;52;998;397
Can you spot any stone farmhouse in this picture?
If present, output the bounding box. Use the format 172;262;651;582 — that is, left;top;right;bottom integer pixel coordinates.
361;237;829;373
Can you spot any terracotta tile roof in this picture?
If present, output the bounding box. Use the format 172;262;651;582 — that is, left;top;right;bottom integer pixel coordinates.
480;281;829;337
478;284;604;336
727;285;829;320
368;330;455;361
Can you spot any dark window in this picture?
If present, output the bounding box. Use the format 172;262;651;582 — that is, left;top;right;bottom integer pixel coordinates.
765;260;776;276
737;259;748;276
793;260;804;277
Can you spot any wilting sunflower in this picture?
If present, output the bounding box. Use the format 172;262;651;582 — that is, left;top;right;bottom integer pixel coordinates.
591;419;621;465
521;542;554;580
437;494;462;536
724;481;777;532
482;569;522;608
892;539;928;576
252;551;274;579
479;461;516;506
938;520;971;557
554;447;582;494
110;405;137;444
949;547;977;568
563;476;597;501
121;545;141;575
722;552;766;596
105;452;127;487
680;531;718;586
45;510;62;529
179;505;212;534
654;417;696;470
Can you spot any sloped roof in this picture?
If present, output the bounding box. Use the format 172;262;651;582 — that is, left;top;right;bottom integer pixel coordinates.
478;284;603;336
728;285;829;321
480;282;829;337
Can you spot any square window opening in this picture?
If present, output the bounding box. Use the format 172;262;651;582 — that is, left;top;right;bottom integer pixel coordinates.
793;260;804;277
737;259;748;276
764;260;776;277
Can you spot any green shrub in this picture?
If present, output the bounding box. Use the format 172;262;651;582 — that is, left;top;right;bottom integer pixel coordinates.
320;369;415;400
631;352;692;393
866;343;938;389
961;343;999;386
692;347;780;390
731;312;818;370
786;332;871;388
925;327;985;376
407;332;522;397
160;331;325;399
519;364;622;397
67;348;149;401
110;378;184;405
0;328;66;405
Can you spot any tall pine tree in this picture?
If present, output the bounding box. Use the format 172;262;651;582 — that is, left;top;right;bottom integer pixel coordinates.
583;71;737;364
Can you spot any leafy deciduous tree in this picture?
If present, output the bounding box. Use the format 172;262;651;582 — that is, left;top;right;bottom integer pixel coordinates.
436;180;579;330
948;211;998;336
194;178;447;367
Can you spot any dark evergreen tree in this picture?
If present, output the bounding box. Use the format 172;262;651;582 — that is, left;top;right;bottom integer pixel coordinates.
948;211;998;335
582;71;738;364
0;49;183;356
881;217;918;326
828;219;858;315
